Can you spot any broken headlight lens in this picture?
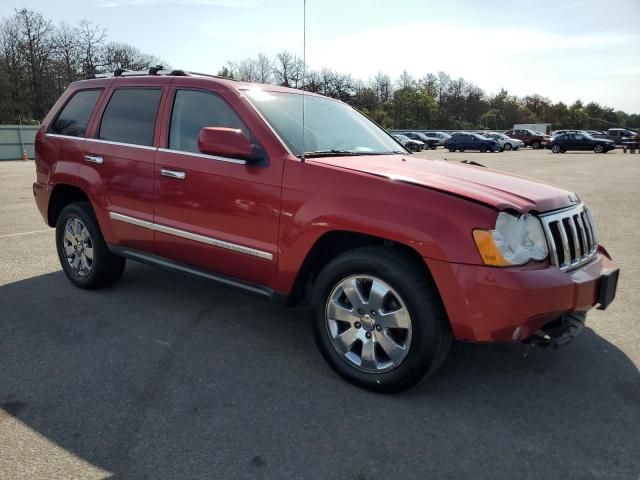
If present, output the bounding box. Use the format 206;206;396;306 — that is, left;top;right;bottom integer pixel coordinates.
473;212;549;266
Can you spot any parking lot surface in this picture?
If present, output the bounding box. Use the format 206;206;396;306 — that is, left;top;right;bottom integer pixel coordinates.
1;150;639;479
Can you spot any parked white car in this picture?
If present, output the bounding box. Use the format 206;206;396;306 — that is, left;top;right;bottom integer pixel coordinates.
483;132;524;151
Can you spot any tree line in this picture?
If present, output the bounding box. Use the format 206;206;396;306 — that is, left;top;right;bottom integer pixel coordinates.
0;8;162;124
221;55;639;131
1;8;638;131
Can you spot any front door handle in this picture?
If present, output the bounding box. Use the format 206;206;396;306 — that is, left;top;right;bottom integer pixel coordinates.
84;154;103;164
160;168;186;180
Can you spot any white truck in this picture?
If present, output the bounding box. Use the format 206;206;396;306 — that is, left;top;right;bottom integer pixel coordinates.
513;123;552;135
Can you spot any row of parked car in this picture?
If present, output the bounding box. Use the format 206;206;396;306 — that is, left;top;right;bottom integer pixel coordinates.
392;127;639;154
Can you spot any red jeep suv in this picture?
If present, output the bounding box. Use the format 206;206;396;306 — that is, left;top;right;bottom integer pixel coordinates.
33;69;619;392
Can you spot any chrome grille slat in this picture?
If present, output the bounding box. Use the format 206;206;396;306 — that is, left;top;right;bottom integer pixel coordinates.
540;203;598;272
574;214;588;257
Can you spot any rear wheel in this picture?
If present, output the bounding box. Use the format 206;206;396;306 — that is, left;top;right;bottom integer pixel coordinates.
531;140;541;149
311;247;451;393
479;145;487;153
56;202;125;289
430;144;437;150
448;146;456;152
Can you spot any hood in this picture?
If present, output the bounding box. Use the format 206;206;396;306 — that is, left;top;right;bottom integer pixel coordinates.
310;155;576;213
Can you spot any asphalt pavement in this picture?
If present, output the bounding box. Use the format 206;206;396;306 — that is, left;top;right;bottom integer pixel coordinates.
0;151;638;479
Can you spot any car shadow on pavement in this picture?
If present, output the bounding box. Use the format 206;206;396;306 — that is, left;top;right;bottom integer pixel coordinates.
1;262;639;480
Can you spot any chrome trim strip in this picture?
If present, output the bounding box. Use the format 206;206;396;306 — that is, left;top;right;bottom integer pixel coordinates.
108;211;273;261
109;212;154;229
85;138;158;151
157;148;246;165
45;133;84;140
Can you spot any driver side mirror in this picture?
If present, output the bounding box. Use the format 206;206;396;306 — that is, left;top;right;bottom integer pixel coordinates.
198;127;264;163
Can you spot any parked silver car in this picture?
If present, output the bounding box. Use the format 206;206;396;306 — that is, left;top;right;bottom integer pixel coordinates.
483;132;524;151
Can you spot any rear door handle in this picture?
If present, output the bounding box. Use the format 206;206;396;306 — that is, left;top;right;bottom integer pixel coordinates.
84;154;103;164
160;168;186;180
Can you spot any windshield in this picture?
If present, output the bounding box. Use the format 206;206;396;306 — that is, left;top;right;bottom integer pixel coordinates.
243;89;405;156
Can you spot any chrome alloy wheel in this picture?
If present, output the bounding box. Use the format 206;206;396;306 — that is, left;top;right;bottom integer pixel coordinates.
63;217;94;277
325;275;413;373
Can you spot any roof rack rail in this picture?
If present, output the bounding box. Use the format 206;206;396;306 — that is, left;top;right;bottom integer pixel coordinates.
89;67;236;81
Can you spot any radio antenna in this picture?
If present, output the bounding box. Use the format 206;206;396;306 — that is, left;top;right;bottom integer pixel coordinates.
301;0;307;163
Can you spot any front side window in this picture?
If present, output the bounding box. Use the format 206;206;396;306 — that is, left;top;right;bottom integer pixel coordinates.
244;89;405;157
49;89;102;137
169;89;250;154
99;88;162;146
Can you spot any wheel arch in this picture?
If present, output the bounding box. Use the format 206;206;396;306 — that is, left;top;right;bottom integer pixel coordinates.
47;183;91;227
284;230;435;307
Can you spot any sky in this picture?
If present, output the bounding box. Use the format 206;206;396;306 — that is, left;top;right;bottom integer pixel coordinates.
2;0;640;112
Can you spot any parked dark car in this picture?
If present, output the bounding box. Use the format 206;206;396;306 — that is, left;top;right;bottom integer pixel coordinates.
402;132;439;149
444;133;499;152
550;132;616;153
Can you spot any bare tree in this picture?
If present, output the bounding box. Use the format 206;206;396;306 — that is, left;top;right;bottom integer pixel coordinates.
101;42;158;72
78;19;106;77
273;51;297;87
256;53;272;84
52;22;81;89
14;8;55;119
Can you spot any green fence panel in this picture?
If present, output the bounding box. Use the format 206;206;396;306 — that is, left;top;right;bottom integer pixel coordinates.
0;125;39;160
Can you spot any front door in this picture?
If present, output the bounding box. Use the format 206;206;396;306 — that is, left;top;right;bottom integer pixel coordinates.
153;87;282;287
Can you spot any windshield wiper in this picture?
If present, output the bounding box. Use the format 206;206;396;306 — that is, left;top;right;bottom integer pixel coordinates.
300;150;405;158
300;149;365;158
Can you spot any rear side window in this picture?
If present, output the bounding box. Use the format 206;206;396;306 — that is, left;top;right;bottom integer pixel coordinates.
169;89;250;154
99;88;162;146
49;89;102;137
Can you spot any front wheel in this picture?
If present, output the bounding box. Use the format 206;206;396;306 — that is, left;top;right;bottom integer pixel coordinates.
503;143;512;151
430;144;437;150
594;144;605;153
311;247;452;393
551;144;561;153
56;202;126;289
531;141;541;149
448;146;456;152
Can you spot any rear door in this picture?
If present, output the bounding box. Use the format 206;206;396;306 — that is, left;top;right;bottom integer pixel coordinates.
84;79;169;252
153;85;282;287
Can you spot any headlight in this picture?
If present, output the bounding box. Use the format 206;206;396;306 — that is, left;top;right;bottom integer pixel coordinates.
473;212;548;266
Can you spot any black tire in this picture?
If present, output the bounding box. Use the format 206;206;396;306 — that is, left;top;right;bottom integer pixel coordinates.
311;246;452;393
551;144;561;154
56;202;126;289
503;143;512;151
459;149;465;152
594;144;605;153
430;144;437;150
448;146;456;152
479;145;487;153
531;140;541;149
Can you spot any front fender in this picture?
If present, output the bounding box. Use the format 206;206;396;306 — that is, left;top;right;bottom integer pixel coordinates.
273;159;497;294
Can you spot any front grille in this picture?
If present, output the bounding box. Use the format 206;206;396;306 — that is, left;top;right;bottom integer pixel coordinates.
540;203;598;271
